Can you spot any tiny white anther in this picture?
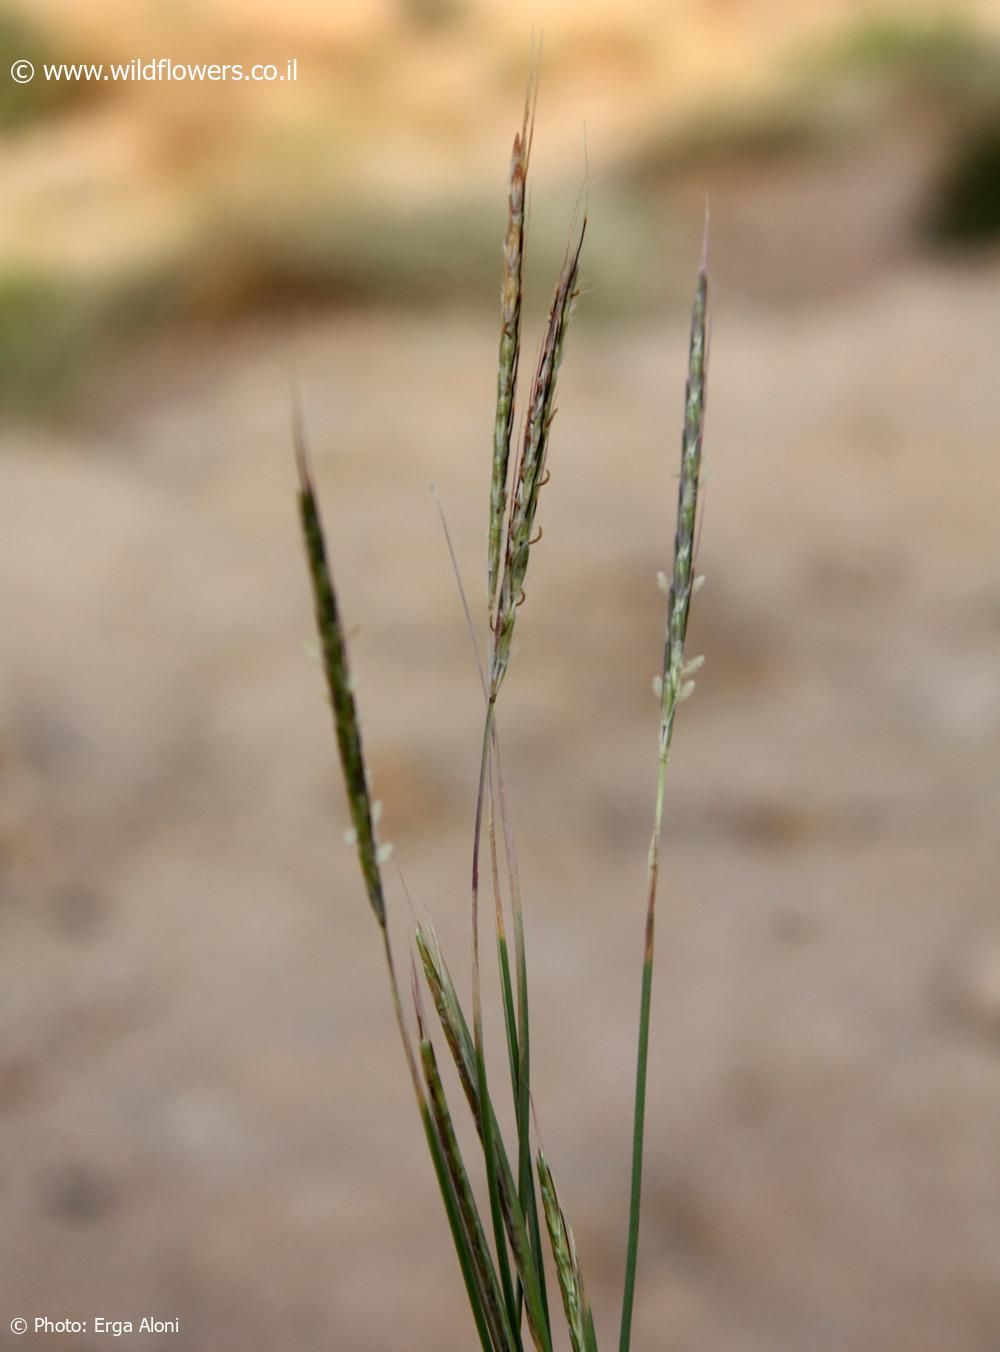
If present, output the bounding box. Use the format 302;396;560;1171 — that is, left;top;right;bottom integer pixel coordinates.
678;679;697;701
372;800;383;824
657;571;671;594
652;675;663;697
343;828;357;845
377;842;394;866
692;574;706;593
683;655;705;676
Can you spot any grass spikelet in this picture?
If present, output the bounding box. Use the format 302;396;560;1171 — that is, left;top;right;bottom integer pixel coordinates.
416;925;479;1108
536;1151;598;1352
295;422;385;927
657;259;708;756
490;215;586;696
489;76;536;615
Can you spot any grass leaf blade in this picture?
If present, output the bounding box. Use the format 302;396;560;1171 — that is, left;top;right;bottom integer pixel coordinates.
417;926;553;1352
422;1036;520;1352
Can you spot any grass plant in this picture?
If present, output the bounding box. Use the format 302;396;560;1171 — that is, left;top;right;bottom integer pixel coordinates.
296;78;709;1352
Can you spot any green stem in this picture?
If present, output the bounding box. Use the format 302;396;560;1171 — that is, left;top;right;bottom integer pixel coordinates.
489;778;522;1103
618;756;667;1352
473;700;521;1339
496;745;549;1332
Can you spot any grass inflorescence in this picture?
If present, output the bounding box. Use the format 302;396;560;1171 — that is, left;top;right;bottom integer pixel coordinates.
296;74;709;1352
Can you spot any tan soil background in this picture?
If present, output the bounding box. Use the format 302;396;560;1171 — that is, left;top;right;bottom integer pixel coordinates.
2;3;1000;1350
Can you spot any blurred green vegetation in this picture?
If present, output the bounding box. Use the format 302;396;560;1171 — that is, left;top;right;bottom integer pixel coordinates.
185;172;652;316
3;8;1000;416
626;12;1000;183
925;119;1000;245
818;12;1000;110
397;0;469;34
0;166;654;414
0;269;174;412
191;196;503;312
622;94;826;181
824;15;1000;247
829;15;1000;249
0;6;95;128
623;11;1000;270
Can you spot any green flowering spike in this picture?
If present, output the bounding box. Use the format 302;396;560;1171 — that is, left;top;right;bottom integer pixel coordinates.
657;261;708;757
491;218;586;696
296;429;385;928
537;1151;596;1352
489;79;535;618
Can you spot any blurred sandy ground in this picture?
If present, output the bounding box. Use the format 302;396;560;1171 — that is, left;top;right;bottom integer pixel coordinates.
2;2;1000;1349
